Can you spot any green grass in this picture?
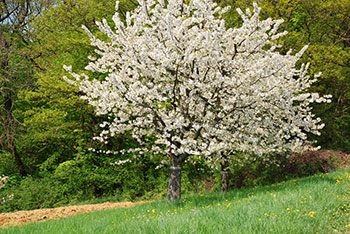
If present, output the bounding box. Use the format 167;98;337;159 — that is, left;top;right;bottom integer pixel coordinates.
2;170;350;234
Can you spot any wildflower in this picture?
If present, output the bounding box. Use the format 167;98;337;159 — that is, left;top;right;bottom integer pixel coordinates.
308;211;317;218
287;208;291;213
152;209;156;214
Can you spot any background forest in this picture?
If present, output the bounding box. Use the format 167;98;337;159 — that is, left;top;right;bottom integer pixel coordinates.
0;0;349;212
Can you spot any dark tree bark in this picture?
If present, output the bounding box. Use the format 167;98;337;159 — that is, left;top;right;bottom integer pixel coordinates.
0;34;27;176
0;0;53;176
3;92;27;176
9;139;26;176
167;153;187;201
220;153;230;192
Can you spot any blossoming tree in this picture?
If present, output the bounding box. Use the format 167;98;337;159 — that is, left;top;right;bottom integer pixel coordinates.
64;0;331;201
0;176;8;190
0;175;13;203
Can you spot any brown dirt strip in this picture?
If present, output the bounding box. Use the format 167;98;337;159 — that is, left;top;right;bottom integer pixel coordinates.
0;201;152;228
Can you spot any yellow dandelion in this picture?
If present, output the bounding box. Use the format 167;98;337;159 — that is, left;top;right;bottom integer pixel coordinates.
308;211;317;218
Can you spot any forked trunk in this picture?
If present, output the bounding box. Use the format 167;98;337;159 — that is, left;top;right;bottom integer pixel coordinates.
167;153;186;202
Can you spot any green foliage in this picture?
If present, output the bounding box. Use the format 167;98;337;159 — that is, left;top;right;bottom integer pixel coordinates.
0;151;19;176
180;158;215;194
52;150;168;201
0;176;68;212
16;0;134;174
227;153;291;188
226;149;349;189
0;151;215;212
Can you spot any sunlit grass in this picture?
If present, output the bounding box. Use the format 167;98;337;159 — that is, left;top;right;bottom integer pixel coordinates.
2;169;350;234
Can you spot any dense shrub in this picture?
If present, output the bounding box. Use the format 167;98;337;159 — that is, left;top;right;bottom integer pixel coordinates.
0;151;20;176
2;143;348;213
0;151;214;212
226;150;349;189
227;153;291;188
288;150;350;175
0;176;68;212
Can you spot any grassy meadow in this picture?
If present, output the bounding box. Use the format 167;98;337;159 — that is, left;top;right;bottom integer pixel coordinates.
2;170;350;234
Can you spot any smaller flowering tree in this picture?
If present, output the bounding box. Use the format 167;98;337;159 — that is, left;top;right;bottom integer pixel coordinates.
0;175;13;203
0;175;8;189
64;0;331;201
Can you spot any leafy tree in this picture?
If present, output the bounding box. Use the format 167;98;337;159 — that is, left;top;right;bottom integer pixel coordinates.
65;0;330;201
0;0;53;176
18;0;138;174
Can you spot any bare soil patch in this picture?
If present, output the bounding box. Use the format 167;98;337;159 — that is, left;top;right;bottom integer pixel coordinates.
0;200;151;228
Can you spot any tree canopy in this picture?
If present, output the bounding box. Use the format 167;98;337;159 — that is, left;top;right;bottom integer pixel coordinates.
64;0;330;200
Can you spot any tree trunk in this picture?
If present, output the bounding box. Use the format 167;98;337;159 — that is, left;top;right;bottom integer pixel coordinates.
0;33;26;176
220;153;230;192
167;153;186;202
3;92;27;176
221;171;230;192
10;142;26;176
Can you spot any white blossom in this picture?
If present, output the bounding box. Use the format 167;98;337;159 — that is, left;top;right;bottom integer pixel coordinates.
0;175;8;189
64;0;331;162
111;159;132;166
0;175;13;203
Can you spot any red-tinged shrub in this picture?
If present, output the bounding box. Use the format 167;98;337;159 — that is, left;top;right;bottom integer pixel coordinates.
288;150;349;175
